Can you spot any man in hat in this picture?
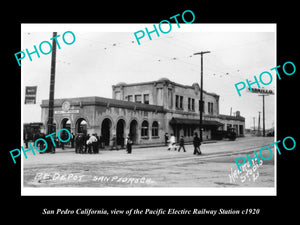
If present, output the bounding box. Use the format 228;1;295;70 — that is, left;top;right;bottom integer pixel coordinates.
193;132;202;155
178;135;186;152
126;135;133;154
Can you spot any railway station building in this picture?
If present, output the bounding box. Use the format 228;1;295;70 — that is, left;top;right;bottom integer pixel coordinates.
40;78;245;146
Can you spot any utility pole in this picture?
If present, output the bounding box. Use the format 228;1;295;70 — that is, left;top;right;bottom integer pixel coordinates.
47;32;57;153
258;111;261;136
194;51;210;142
253;117;255;132
259;94;269;137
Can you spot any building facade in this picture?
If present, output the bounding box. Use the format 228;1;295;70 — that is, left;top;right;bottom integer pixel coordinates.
40;78;245;146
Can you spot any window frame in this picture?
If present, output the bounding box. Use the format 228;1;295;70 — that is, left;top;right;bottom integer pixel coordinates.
141;120;149;137
151;121;159;137
135;94;142;103
144;94;150;104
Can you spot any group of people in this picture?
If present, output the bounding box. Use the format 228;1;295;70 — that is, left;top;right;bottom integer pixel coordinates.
74;133;134;154
26;131;202;155
165;132;202;155
75;133;100;154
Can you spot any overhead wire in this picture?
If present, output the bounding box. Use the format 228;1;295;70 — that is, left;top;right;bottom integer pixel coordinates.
58;33;275;84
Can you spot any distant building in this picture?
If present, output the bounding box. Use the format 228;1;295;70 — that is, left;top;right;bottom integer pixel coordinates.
40;78;245;146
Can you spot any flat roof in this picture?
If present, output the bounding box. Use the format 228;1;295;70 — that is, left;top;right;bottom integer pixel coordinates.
170;117;224;127
218;114;245;122
113;78;219;97
41;96;166;113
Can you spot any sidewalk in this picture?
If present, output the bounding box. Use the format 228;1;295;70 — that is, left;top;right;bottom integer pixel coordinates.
47;139;220;153
134;139;219;149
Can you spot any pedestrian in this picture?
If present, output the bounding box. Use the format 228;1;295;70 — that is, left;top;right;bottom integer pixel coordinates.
111;135;119;150
193;132;202;155
92;134;98;153
86;139;92;153
178;135;186;152
75;134;81;153
168;133;176;151
46;133;55;154
126;135;133;154
164;133;169;146
77;134;84;153
75;134;79;153
38;133;46;153
54;135;59;149
88;134;97;154
95;133;100;153
84;133;90;153
60;131;66;150
85;134;93;153
71;132;75;148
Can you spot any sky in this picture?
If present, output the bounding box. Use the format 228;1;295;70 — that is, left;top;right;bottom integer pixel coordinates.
21;24;276;129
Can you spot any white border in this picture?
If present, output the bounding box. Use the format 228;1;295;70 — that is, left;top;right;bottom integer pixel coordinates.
21;23;276;33
22;187;276;196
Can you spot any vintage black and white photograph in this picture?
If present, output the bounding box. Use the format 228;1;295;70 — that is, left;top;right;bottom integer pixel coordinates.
21;24;276;195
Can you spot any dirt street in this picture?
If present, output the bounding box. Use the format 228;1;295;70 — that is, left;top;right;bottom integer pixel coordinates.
22;136;275;189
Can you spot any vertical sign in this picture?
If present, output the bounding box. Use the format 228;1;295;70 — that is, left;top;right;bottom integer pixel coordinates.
24;86;37;104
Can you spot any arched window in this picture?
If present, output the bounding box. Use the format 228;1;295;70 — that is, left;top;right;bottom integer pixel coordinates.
152;121;159;137
141;120;149;137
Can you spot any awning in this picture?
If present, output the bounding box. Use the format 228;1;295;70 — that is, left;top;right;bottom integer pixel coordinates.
169;117;224;127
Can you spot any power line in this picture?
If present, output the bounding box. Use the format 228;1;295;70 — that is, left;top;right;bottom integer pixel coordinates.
53;33;274;83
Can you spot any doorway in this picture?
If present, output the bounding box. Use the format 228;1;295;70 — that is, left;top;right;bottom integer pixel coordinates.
101;118;112;146
129;120;138;144
116;119;125;146
76;118;87;134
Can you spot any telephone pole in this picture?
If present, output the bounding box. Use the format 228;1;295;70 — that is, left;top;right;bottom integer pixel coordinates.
258;94;269;137
194;51;210;142
258;111;261;136
47;32;57;153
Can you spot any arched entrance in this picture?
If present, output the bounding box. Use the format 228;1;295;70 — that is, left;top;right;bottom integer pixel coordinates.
60;118;71;148
76;118;87;134
116;119;125;146
129;120;138;144
61;118;71;132
101;118;112;146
